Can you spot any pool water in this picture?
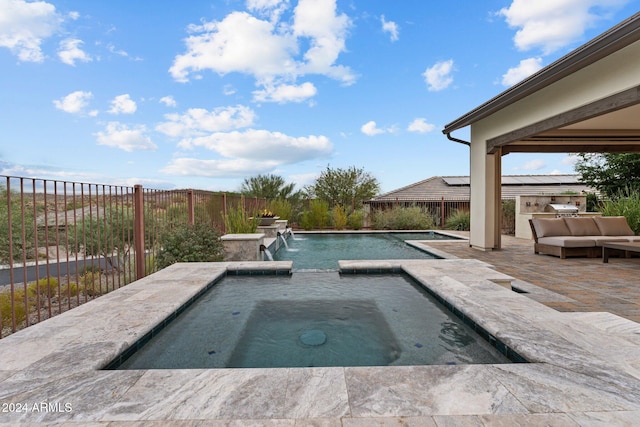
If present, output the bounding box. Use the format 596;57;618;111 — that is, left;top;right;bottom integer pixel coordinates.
116;272;510;369
273;232;450;269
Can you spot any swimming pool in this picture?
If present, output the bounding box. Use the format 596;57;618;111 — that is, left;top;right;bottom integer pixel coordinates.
272;231;455;269
114;271;510;369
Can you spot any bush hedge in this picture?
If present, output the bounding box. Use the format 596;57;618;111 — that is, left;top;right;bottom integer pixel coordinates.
156;223;224;269
371;206;435;230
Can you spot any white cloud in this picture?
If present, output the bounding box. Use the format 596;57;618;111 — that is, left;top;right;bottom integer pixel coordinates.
161;128;332;178
106;43;131;58
156;105;256;140
423;59;454;92
108;94;137;114
94;122;157;152
57;38;91;65
407;118;435;134
498;0;629;54
501;57;543;86
292;0;353;82
287;172;318;188
562;154;579;165
246;0;290;22
184;129;332;164
519;159;546;171
159;96;177;107
170;0;355;101
0;0;62;62
361;121;385;136
381;15;399;42
53;90;93;114
169;11;298;82
253;81;317;103
162;157;281;177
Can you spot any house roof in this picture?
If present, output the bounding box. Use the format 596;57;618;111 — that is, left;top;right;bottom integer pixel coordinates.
369;174;595;202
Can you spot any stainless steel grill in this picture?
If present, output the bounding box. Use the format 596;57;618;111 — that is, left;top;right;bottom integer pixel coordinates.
545;203;579;217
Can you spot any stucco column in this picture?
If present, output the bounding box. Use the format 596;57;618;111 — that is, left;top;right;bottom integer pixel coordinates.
469;135;501;250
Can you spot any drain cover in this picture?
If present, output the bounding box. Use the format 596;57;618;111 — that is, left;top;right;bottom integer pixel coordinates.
299;329;327;346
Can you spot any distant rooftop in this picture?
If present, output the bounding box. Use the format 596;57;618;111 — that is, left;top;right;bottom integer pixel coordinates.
370;174;595;202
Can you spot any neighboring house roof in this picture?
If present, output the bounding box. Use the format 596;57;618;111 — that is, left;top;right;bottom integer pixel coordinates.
369;174;595;202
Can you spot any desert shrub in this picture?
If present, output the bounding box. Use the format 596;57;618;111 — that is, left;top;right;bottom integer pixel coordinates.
267;199;293;222
61;282;80;298
347;210;365;230
0;289;27;328
300;200;330;230
27;277;59;299
371;206;434;230
445;210;471;231
156;222;224;269
331;205;348;230
223;204;258;233
81;271;103;296
600;190;640;234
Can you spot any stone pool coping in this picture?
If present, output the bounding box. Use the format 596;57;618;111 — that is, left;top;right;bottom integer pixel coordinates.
1;259;640;425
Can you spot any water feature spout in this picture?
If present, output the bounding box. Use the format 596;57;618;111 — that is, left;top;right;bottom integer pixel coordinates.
259;244;274;261
278;233;289;250
287;227;303;240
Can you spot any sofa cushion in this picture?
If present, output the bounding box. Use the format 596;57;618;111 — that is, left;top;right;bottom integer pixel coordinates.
563;217;601;236
537;236;597;248
593;216;635;236
591;236;631;246
532;218;571;238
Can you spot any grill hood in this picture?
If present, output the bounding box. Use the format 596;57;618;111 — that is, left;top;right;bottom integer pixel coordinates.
545;203;579;213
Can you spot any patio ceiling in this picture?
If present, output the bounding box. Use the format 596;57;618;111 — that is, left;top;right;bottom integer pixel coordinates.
487;85;640;155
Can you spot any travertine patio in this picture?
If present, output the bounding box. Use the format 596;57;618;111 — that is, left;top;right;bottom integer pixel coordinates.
1;234;640;426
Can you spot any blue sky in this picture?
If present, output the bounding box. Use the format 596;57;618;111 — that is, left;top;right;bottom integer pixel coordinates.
1;0;638;193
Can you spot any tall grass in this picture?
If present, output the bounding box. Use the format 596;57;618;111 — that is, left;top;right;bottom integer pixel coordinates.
331;205;348;230
445;209;470;231
601;190;640;234
223;205;258;233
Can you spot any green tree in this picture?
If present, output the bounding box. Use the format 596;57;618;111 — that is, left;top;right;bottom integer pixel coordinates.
69;206;135;271
305;165;380;213
574;153;640;198
0;186;36;263
241;174;301;200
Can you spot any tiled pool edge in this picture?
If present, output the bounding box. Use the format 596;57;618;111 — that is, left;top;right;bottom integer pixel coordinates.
1;259;640;424
103;262;293;370
338;263;527;364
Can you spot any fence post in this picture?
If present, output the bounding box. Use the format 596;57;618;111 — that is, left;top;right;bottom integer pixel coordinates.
134;185;145;280
441;197;445;228
187;190;195;225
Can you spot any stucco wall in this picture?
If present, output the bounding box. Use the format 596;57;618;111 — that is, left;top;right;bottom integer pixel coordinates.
468;39;640;250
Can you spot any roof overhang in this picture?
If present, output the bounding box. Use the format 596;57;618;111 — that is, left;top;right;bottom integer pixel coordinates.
487;85;640;154
442;12;640;152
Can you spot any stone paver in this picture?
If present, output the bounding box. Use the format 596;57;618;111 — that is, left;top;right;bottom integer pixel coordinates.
425;232;640;322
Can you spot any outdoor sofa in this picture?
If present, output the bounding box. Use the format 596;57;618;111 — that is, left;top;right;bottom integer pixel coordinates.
529;216;640;259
